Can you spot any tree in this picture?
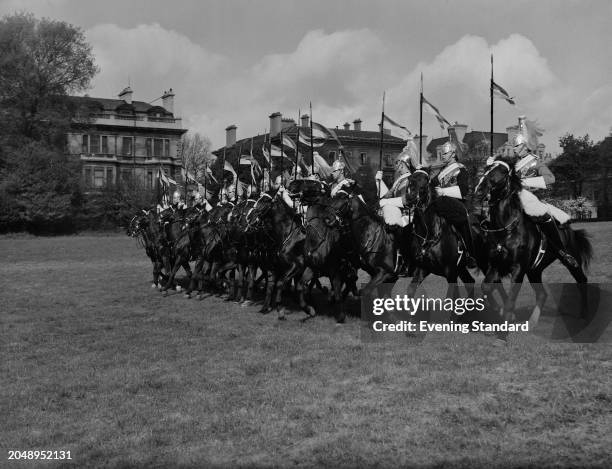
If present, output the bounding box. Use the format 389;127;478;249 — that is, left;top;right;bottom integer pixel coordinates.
0;13;98;146
177;132;215;202
549;134;599;199
0;13;98;232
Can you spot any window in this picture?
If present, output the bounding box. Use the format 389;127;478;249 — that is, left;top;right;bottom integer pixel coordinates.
146;138;170;157
121;137;133;156
360;152;368;165
106;168;113;186
82;135;89;153
384;154;393;167
154;139;164;157
101;136;109;154
121;170;131;182
90;135;100;154
147;171;153;189
328;151;336;161
84;167;92;186
93;168;105;187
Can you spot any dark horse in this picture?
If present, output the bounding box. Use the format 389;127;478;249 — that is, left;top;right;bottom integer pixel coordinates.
245;190;305;319
475;158;593;339
402;170;488;301
322;181;406;295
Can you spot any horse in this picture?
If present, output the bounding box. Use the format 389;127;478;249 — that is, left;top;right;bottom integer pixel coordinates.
128;209;168;289
475;158;593;339
322;183;399;302
158;206;193;295
402;170;487;303
245;190;306;319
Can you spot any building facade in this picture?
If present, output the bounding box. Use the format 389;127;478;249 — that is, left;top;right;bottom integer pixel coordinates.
213;113;408;188
67;87;187;191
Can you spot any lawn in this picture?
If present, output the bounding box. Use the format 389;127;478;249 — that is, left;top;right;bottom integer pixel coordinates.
1;224;611;468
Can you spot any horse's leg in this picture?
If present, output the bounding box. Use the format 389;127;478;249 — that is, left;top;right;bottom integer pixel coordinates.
298;267;316;320
275;262;302;320
259;268;276;315
331;272;345;323
564;263;589;319
162;254;183;295
186;256;204;298
526;269;547;330
498;266;527;342
241;263;256;307
482;268;503;320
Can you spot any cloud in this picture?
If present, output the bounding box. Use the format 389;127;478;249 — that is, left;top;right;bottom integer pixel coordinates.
82;23;612;153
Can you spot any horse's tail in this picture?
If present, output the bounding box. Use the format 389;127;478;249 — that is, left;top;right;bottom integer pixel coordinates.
567;227;593;271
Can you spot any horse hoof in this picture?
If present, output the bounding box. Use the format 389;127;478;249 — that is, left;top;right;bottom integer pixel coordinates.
175;285;182;292
184;293;191;299
494;338;507;347
307;306;316;317
259;307;271;315
151;283;157;289
162;291;169;297
241;300;253;307
277;308;286;320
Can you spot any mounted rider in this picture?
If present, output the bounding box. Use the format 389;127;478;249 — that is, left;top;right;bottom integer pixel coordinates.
374;135;420;227
218;171;243;204
429;140;477;267
330;159;355;197
486;116;579;268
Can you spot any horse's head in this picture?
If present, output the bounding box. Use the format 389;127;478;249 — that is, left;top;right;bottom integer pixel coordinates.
405;169;431;208
127;210;149;237
477;157;521;202
245;192;275;229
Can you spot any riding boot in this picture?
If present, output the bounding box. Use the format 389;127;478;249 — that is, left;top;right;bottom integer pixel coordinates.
536;215;579;269
455;221;477;269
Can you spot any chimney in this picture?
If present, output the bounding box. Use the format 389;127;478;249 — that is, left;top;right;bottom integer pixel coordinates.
343;122;350;131
301;114;310;127
353;119;362;131
281;118;295;131
118;86;133;105
225;124;237;147
162;88;175;114
449;122;468;143
269;112;282;137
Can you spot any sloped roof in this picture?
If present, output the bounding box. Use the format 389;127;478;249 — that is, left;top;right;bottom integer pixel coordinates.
69;96;172;115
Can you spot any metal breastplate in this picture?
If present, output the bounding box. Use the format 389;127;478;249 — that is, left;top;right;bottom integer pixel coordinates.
437;162;463;188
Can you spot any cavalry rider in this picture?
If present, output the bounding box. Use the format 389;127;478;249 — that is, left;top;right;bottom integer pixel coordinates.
218;171;243;204
374;136;420;227
330;160;355;197
430;140;477;267
486;117;579;268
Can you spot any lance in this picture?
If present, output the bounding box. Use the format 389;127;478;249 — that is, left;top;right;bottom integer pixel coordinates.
490;54;494;158
294;108;300;180
419;73;424;165
378;92;385;198
280;126;284;186
310;102;315;175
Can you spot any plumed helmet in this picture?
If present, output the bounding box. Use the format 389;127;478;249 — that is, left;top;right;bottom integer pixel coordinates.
441;141;457;160
332;160;345;172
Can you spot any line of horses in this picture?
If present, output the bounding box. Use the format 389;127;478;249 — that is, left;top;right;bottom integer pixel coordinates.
127;157;593;342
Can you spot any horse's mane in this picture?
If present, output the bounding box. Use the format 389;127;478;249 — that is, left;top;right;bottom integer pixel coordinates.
349;183;387;226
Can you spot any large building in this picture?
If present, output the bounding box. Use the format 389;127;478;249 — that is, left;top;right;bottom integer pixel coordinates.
66;87;187;190
212;112;410;187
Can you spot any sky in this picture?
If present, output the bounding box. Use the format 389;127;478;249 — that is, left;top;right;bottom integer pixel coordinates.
2;0;611;153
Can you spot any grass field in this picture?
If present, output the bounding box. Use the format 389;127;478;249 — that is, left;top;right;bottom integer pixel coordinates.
2;223;612;468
